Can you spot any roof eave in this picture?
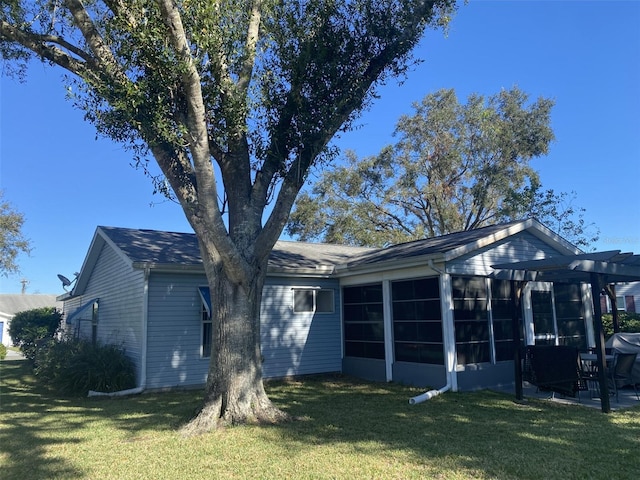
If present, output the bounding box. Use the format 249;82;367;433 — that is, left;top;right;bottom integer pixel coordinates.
444;219;581;262
335;253;445;277
131;262;205;274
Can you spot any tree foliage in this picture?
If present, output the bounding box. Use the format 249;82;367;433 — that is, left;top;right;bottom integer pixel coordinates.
0;191;31;276
8;307;62;361
1;0;456;432
287;87;598;248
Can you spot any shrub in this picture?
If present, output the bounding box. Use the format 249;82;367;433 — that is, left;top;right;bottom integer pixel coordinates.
602;312;640;338
0;343;6;360
8;307;62;362
35;337;136;396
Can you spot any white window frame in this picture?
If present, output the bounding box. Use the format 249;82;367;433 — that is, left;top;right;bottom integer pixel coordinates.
201;300;212;358
292;288;335;314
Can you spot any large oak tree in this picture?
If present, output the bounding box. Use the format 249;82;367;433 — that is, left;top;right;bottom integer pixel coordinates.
287;87;599;248
0;0;456;433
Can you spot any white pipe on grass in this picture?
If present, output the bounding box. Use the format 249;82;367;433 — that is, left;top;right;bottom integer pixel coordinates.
88;387;144;398
409;385;451;405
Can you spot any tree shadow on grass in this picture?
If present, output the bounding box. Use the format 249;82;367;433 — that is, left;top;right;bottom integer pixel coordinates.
264;374;640;479
2;362;640;479
0;360;201;480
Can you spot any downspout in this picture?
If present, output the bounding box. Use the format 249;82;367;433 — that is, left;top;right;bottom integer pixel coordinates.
409;261;457;404
89;267;150;397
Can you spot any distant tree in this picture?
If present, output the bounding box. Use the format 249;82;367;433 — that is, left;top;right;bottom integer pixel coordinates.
8;307;62;362
287;88;598;248
0;191;31;276
0;0;456;433
499;179;599;249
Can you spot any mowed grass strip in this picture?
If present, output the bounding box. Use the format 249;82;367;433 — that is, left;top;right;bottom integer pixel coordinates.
1;360;638;479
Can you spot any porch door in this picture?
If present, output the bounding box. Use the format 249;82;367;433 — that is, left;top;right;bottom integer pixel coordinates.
531;290;557;346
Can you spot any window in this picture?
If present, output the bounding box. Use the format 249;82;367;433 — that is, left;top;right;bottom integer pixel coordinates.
491;280;518;362
392;277;444;365
343;284;385;359
452;276;491;365
553;283;587;350
616;296;626;311
199;287;212;358
202;303;212;358
293;288;335;313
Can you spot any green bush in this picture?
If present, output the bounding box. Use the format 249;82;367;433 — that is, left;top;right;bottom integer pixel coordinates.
35;338;136;396
0;343;6;360
8;307;62;362
602;312;640;338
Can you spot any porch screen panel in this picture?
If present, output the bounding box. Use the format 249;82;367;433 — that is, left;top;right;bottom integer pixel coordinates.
452;276;490;365
343;284;385;359
491;279;517;362
531;291;555;346
553;283;587;350
392;277;444;365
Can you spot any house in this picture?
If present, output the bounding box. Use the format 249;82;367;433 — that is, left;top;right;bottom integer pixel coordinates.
0;294;62;346
60;218;600;393
600;282;639;314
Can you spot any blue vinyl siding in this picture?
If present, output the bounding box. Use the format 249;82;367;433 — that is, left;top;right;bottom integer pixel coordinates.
146;273;209;389
261;277;342;378
66;243;145;382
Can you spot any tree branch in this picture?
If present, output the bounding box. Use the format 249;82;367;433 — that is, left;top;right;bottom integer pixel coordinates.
237;0;262;96
0;20;98;81
64;0;122;77
158;0;250;280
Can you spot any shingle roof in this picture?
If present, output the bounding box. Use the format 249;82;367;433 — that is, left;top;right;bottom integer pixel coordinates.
96;219;575;276
343;220;527;267
98;226;376;270
0;294;61;316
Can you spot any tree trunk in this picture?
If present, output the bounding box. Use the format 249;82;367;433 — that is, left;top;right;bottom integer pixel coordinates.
180;255;289;436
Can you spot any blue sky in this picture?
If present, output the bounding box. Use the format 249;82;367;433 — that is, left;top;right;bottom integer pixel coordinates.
1;0;639;294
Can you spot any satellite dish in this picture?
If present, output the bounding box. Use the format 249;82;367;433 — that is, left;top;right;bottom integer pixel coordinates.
57;273;77;291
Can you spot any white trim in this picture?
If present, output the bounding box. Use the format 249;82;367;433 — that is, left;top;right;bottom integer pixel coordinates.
439;273;458;392
582;283;595;349
139;268;149;391
486;277;496;364
382;280;393;382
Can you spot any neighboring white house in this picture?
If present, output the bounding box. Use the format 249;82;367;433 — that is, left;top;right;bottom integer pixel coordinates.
0;294;62;346
601;282;639;313
59;219;607;393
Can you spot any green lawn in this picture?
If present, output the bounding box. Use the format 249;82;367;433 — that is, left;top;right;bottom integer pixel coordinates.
1;359;639;479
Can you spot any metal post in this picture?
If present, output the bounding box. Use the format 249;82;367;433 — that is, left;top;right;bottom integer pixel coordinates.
590;273;610;413
511;280;524;401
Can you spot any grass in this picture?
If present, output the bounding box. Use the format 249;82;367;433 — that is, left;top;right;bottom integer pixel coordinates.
1;359;639;480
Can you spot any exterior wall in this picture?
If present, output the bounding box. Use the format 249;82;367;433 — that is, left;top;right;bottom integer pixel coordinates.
144;274;343;389
606;282;639;313
392;362;446;388
447;232;586;390
343;357;386;382
447;231;562;275
64;242;146;385
145;273;210;389
456;362;515;391
261;277;342;378
1;315;9;346
340;232;584;391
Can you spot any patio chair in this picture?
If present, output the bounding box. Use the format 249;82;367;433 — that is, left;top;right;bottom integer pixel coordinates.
526;345;584;398
579;360;600;399
609;353;640;402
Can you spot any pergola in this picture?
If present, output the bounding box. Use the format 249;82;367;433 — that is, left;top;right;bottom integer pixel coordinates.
492;250;640;413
